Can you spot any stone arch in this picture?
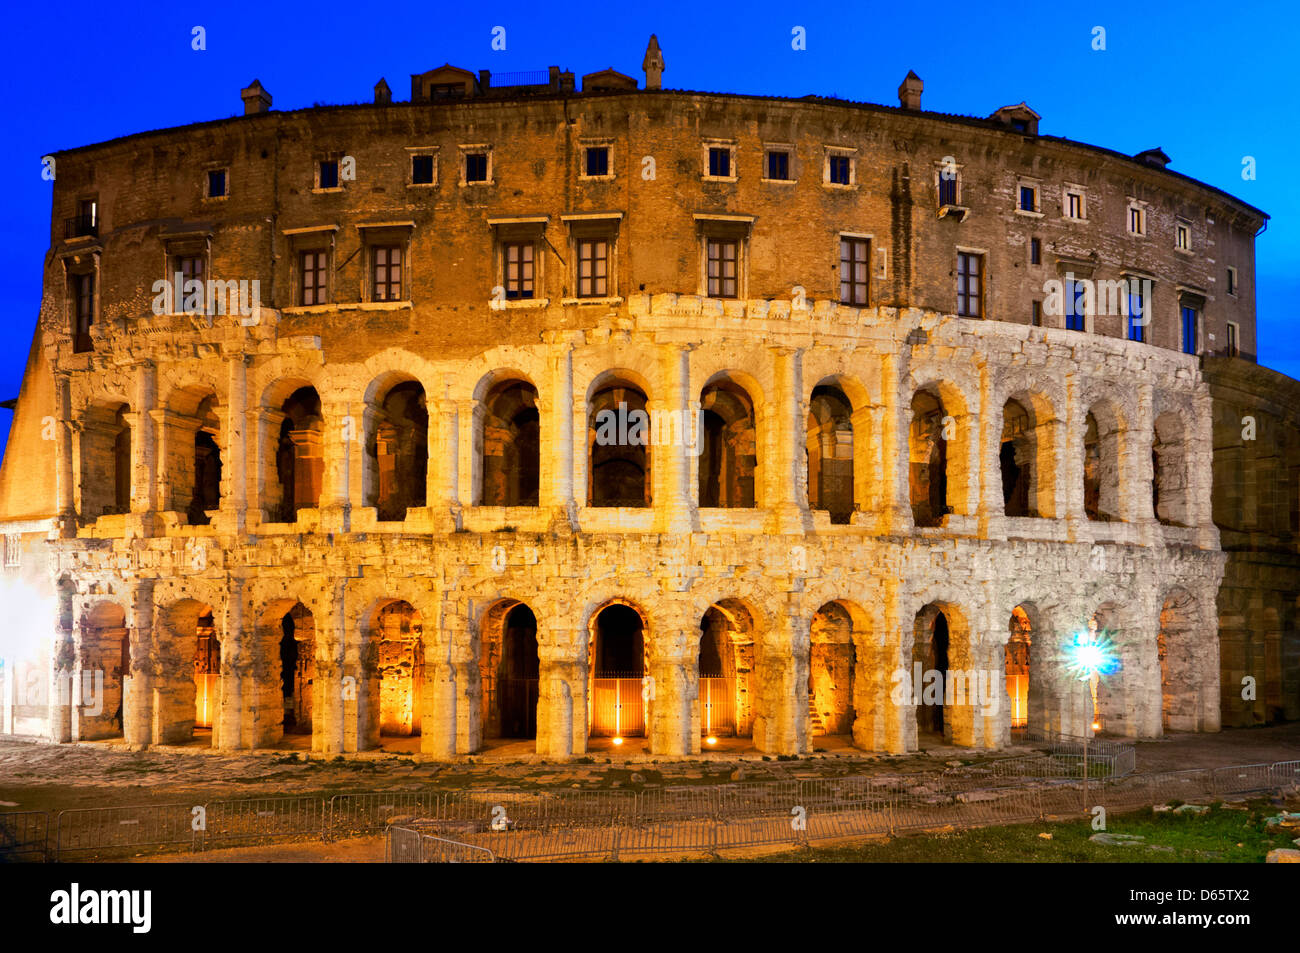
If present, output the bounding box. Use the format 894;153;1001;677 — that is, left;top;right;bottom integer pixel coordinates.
1159;587;1212;731
273;386;325;522
1153;410;1191;526
78;400;132;520
362;373;428;521
479;378;540;507
587;373;652;508
154;598;217;746
358;598;426;748
1083;397;1125;522
1088;600;1128;734
74;601;129;740
910;600;981;746
699;372;760;509
478;598;540;740
806;382;855;523
253;598;316;747
999;389;1059;519
809;599;870;740
160;383;224;525
696;597;759;744
586;599;649;739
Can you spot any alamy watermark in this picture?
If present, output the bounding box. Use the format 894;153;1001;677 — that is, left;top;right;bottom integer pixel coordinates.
890;663;1001;716
594;401;703;454
151;273;262;326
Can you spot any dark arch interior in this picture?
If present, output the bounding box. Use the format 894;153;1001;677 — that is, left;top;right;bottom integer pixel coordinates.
594;604;644;676
496;603;539;738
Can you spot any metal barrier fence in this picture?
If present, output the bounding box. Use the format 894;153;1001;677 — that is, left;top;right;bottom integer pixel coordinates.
0;811;49;862
14;755;1296;862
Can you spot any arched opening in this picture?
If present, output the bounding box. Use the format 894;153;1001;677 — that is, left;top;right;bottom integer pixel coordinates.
480;600;539;741
1000;399;1033;517
698;600;755;742
75;602;129;741
806;385;854;523
699;379;757;508
1084;403;1123;522
1159;589;1201;731
79;402;132;519
481;380;540;506
277;602;315;737
1153;412;1189;527
910;389;950;527
368;600;424;743
186;396;223;526
588;603;646;737
588;380;650;507
275;387;324;522
155;599;216;746
1006;606;1032;730
1090;603;1123;733
809;601;857;739
913;606;951;738
366;380;428;521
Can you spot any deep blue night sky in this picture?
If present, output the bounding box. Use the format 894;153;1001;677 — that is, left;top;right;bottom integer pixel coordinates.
0;0;1295;460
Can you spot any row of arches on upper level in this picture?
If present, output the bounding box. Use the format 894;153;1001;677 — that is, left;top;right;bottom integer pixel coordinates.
73;359;1198;529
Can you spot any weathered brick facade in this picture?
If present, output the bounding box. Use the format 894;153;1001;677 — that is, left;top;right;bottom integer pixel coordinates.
0;49;1274;756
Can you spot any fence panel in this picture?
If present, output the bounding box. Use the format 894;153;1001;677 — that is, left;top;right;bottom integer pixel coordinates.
329;791;446;836
0;811;49;862
56;804;197;859
1212;763;1274;797
203;796;325;846
1270;760;1300;790
421;833;495;863
1101;769;1213;813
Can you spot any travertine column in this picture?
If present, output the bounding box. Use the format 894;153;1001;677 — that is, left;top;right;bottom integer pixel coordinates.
653;343;696;533
877;353;911;534
1192;390;1219;549
48;592;75;743
215;579;250;750
1063;374;1087;539
316;581;348;754
224;354;249;531
976;361;1004;539
536;623;588;758
763;348;807;532
850;405;875;520
122;581;154;748
541;333;577;529
53;372;77;537
753;609;807;755
428;393;461;531
1132;384;1158;545
421;625;460;759
319;401;355;531
456;399;483;510
852;604;910;754
130;361;157;516
647;627;694;756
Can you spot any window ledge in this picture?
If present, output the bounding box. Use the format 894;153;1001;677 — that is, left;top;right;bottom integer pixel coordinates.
938;205;970;222
701;175;738;184
282;304;337;314
561;296;623;307
1062;216;1088;224
202;195;229;203
311;187;345;195
760;177;797;185
491;298;550;311
406;182;437;189
1175;247;1195;257
1014;208;1044;218
580;174;616;183
335;300;412;311
1127;231;1147;239
459;180;495;188
823;182;857;191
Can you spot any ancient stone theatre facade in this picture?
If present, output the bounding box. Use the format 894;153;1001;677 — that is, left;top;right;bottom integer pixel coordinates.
0;40;1271;758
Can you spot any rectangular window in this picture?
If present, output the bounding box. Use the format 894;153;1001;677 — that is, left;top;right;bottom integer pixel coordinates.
1181;306;1198;354
839;238;869;306
1019;186;1036;211
78;198;97;229
577;239;608;297
1065;279;1086;331
708;147;731;178
707;240;738;298
372;246;403;301
956;252;982;317
1127;282;1146;342
1030;237;1041;265
176;255;204;284
1176;222;1191;250
207;169;227;198
3;534;18;569
318;160;339;189
585;147;609;177
300;250;328;306
72;272;94;352
411;154;435;185
939;175;958;207
1226;321;1239;357
829;155;851;185
766;150;790;180
465;153;489;183
1227;266;1237;295
1032;300;1042;327
1066;192;1084;219
504;242;535;299
1128;205;1145;235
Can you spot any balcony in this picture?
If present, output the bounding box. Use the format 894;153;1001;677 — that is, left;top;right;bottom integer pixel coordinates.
64;215;98;239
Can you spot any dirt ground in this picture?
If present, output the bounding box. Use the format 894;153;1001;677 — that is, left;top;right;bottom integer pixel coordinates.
1;723;1295;816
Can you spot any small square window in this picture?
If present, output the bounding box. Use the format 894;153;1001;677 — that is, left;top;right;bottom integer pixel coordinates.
585;147;609;177
708;147;731;178
1030;237;1041;265
207;169;227;198
1128;205;1146;236
318;160;340;190
1176;222;1191;251
766;150;790;180
1019;186;1036;212
411;155;435;185
466;153;489;183
828;155;851;186
1065;191;1084;219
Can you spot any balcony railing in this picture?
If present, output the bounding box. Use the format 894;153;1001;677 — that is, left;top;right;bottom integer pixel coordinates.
64;215;98;239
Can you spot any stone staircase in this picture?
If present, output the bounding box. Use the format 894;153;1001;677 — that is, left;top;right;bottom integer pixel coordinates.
807;696;825;736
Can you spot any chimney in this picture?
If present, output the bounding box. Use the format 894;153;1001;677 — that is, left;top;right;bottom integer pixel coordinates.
898;71;922;110
241;79;272;115
1134;147;1171;169
643;35;665;90
374;78;391;105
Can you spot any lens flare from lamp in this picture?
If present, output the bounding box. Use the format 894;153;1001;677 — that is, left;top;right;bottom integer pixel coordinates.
612;736;623;746
1064;628;1120;681
706;736;717;746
